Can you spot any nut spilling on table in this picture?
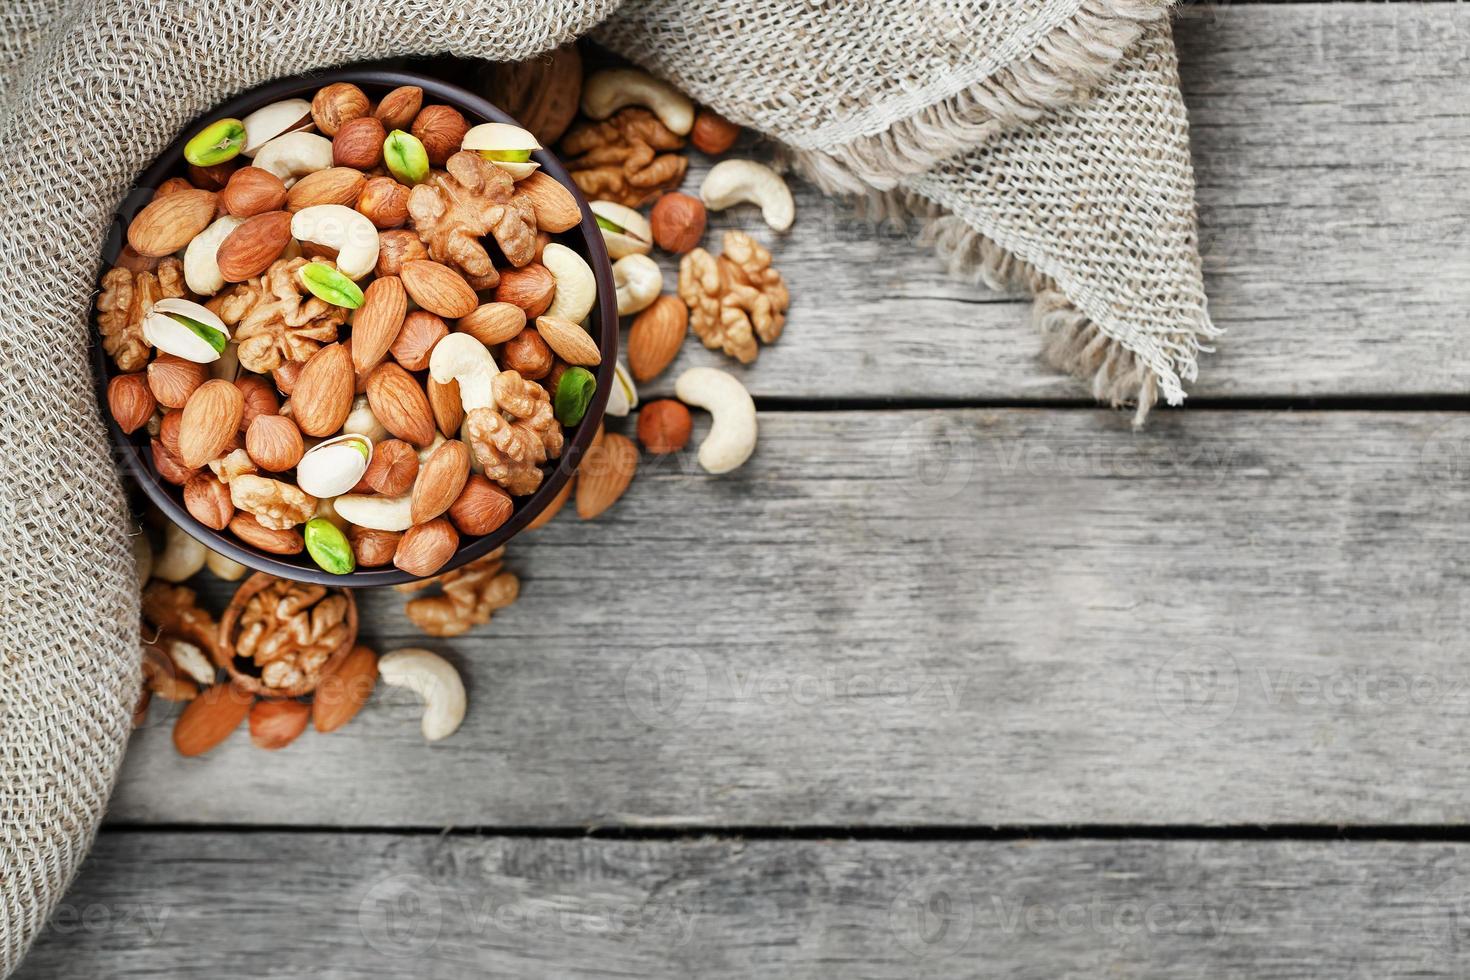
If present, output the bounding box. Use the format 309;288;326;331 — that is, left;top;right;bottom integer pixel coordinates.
679;230;789;363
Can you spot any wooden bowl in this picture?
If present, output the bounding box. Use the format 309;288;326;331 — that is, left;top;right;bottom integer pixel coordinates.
217;572;359;697
92;68;618;587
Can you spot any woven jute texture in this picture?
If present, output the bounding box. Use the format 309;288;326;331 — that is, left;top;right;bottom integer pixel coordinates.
0;0;1208;972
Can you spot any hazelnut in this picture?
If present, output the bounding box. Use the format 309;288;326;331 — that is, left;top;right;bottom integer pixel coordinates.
159;409;184;458
391;311;448;372
501;328;553;380
448;475;513;536
152;438;195;486
272;361;303;397
107;373;155;434
333;115;386;170
349;526;402;567
363;439;419;495
183;474;234;530
147;354;208;409
219;166;288;217
411;104;469;166
690;108;741;156
374;86;424;131
376;229;429;278
187;159;239;191
636;399;693;454
235;375;281;431
493;263;555;318
356;176;409;229
311;82;371;137
245;414;304;472
650;192;707;253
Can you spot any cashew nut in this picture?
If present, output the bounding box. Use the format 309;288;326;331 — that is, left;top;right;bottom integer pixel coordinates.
378;648;466;742
332;493;413;532
581;68;694;135
613;254;661;316
541;243;597;324
674;367;757;474
184;215;244;295
342;395;388;443
700;159;795;232
241;98;312;155
131;530;153;589
205;548;247;582
589;201;652;259
291;204;380;280
154;522;208;582
606;361;638;418
252;131;333;188
428;333;499;412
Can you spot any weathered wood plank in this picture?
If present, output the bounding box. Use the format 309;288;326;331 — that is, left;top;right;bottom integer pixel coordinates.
110;408;1470;826
632;6;1470;401
16;832;1470;978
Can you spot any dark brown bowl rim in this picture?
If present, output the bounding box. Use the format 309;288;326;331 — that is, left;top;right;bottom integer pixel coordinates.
93;67;618;587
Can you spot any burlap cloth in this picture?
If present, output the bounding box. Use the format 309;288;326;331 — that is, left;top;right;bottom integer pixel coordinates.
0;0;1210;971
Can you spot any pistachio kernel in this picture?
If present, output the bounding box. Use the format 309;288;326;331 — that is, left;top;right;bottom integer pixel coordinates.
304;518;356;575
184;118;246;168
297;262;365;309
383;130;429;185
478;149;533;163
594;214;625;235
554;367;597;426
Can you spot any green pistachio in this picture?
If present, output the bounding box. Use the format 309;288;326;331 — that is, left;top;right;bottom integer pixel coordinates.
166;312;228;354
304;518;355;575
554;367;597;426
297;263;365;309
478;148;533;163
594;214;626;235
384;130;430;185
184;118;246;167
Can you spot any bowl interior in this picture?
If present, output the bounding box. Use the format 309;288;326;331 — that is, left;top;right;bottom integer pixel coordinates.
95;67;618;587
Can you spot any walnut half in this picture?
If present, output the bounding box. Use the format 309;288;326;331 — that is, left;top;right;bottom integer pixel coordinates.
678;230;789;363
97;259;187;371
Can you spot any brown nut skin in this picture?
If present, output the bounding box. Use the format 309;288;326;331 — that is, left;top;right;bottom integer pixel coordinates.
107;373;155;434
457;303;526;346
637;399;693;454
356;176;409;229
393;518;459;578
159;409;184;458
152;438;196;485
427;378;464;439
235;375;281;432
690;108;741;155
187;159;239;191
184;473;235;530
493;263;555;318
390;311;448;372
375;229;430;278
245;414;304;472
411;104;470;166
249;698;310;750
374;86;424;131
501;328;553;380
349;527;402;568
312;82;371;136
362;439;419;495
272;360;303;397
448;475;514;536
220;166;288;217
147;353;208;409
229;513;304;554
650;192;707;253
333;115;386;170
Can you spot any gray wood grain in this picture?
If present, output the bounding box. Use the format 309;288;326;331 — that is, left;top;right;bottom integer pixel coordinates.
17;832;1470;978
111;408;1470;826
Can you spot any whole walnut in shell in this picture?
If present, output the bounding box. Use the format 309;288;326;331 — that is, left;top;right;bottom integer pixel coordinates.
97;259;186;370
408;151;538;289
228;577;353;693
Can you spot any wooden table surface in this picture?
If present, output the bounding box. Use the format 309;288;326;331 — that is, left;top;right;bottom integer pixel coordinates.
20;7;1470;977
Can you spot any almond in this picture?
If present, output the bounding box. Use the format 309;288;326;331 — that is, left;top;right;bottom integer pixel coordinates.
172;682;253;756
290;343;355;437
286;166;367;211
457;302;526;346
391;311;447;372
108;373;155;433
312;645;379;732
394;518;459;577
518;171;581;233
245;413;304;472
494;263;555;318
180;380;245;468
229;513;303;554
401;260;478;318
411;439;472;524
147;354;209;409
184;473;235;529
627;295;688;382
219;166;288;217
216;210;293;282
249;699;310;750
366;362;437;447
427;377;464;438
449;475;513;535
362;439;419;495
128;188;217;257
350;276;407;375
333;115;386;170
374;86;424;131
576;432;638;519
348;527;402;567
526;475;573;531
535;315;602;367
